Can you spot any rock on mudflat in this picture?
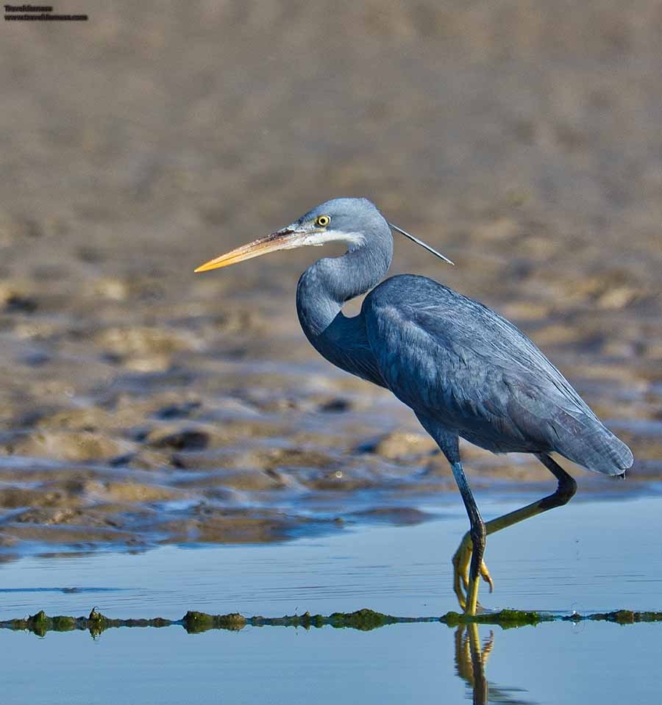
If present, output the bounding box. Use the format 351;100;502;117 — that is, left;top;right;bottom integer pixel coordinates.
359;431;438;461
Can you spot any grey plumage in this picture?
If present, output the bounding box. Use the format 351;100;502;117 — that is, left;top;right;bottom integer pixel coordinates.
365;276;632;475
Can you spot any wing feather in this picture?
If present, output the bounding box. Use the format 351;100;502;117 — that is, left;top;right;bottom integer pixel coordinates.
362;275;633;474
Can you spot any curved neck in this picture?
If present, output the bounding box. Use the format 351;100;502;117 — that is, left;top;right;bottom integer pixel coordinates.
296;239;392;340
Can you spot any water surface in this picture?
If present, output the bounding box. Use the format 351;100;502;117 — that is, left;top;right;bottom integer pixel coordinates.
2;495;661;705
2;620;660;705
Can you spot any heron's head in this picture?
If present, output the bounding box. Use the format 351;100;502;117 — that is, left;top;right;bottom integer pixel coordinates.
195;197;453;273
194;198;390;273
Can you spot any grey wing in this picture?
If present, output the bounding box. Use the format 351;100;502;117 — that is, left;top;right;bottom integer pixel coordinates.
363;276;633;475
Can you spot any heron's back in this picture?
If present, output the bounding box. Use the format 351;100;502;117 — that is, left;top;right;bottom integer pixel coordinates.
363;274;633;476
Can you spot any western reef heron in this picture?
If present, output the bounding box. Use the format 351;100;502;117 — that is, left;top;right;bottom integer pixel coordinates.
195;197;633;615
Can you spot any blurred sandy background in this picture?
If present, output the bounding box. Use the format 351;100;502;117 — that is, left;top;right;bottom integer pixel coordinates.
0;1;660;554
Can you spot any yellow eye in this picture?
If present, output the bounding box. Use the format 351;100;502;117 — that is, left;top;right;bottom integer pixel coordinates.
315;215;330;227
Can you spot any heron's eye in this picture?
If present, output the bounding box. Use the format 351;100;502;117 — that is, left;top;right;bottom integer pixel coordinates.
315;215;330;228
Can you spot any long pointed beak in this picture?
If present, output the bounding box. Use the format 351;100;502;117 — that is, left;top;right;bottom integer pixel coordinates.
194;227;302;273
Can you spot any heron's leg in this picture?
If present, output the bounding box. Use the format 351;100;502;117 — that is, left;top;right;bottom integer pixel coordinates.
449;459;487;615
452;453;577;603
414;416;489;615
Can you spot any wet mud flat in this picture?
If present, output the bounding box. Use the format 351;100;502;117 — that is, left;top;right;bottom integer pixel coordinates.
0;331;660;559
1;3;662;560
0;274;661;558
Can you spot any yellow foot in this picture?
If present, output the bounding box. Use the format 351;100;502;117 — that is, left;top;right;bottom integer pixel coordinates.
452;534;495;614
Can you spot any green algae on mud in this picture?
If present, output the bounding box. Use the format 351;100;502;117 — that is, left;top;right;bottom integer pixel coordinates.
6;609;172;637
183;609;397;633
441;609;553;628
580;610;662;625
3;607;662;636
182;611;247;633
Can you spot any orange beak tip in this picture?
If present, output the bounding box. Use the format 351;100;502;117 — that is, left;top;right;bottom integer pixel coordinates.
194;258;228;273
193;228;299;274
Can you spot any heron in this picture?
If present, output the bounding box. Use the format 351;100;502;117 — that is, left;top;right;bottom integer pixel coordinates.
195;197;633;615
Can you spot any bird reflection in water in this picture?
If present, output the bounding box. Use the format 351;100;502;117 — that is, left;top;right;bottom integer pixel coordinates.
454;625;535;705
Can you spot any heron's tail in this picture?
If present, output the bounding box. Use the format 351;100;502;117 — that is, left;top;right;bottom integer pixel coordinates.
556;420;633;477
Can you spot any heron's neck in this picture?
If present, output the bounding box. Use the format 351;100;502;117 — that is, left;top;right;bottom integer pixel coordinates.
296;243;391;340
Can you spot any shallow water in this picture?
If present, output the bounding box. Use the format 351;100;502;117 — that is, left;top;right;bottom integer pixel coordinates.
2;495;662;704
3;494;662;618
